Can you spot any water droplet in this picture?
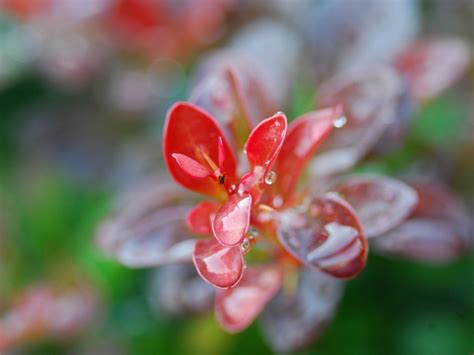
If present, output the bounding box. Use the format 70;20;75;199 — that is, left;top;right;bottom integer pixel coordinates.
228;184;237;193
240;238;251;254
333;115;347;128
248;227;258;239
264;171;277;185
275;111;284;116
272;195;283;208
326;191;341;199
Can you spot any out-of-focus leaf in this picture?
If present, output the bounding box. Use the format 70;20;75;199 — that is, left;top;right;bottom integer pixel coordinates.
260;268;343;352
394;37;471;102
215;264;282;333
333;174;418;238
96;181;196;267
371;181;473;263
149;264;215;316
311;66;405;177
371;218;467;263
190;63;270;150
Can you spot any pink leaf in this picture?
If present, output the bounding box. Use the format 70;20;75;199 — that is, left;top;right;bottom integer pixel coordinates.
333;175;418;238
172;153;212;178
215;265;283;333
193;239;244;289
277;194;368;279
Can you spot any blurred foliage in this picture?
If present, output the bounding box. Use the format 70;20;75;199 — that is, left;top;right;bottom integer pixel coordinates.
0;1;473;353
1;71;473;354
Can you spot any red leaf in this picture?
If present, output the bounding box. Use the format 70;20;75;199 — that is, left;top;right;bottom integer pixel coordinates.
215;265;282;333
163;102;236;198
212;193;252;247
277;194;368;279
333;175;418;238
394;37;471;102
371;218;467;263
261;268;343;352
193;239;244;289
186;201;219;235
245;113;287;178
275;106;341;199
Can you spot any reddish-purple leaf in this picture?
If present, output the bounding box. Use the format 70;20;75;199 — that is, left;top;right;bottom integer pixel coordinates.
163;102;236;199
149;265;215;316
96;181;196;267
260;268;343;352
371;218;467;263
333;175;418;238
215;265;283;333
311;66;404;178
412;182;472;243
193;239;244;289
277;194;368;279
186;201;219;236
212;193;252;247
245;113;287;178
190;62;271;150
394;37;471;102
274;105;342;199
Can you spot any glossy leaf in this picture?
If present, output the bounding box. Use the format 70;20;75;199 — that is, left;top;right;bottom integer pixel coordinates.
193;239;244;289
333;175;418;238
114;206;196;267
275;106;341;198
245;113;287;179
311;66;404;178
186;201;219;235
212;193;252;247
261;268;343;352
96;181;196;267
394;37;471;102
149;265;215;316
215;265;283;333
163;102;236;198
277;194;368;279
371;218;467;263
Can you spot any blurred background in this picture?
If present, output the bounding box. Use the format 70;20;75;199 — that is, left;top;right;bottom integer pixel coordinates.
0;0;473;354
